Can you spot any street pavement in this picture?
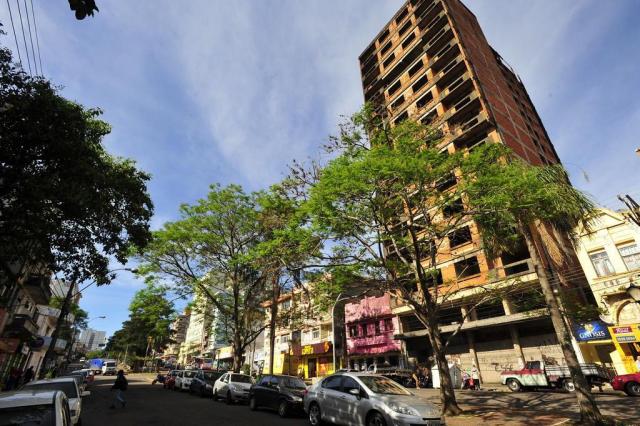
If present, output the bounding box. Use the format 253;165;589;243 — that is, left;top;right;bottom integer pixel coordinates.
81;374;640;426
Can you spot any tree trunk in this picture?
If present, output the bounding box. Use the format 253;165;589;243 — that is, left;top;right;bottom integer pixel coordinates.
522;226;604;425
232;335;243;373
268;277;280;374
39;282;75;379
417;310;463;416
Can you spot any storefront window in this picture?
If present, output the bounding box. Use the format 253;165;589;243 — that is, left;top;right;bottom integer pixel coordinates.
589;251;615;277
349;325;358;337
618;244;640;271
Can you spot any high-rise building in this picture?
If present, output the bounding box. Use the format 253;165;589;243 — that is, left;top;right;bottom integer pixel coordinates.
359;0;590;382
78;328;106;352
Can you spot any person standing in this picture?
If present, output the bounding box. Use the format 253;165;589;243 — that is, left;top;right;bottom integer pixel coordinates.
23;367;34;385
470;364;480;390
110;370;128;409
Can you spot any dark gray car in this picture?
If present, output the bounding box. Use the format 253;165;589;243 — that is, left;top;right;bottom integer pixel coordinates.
303;373;443;426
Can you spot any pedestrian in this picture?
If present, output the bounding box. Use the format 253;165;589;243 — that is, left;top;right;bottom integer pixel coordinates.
110;370;128;409
471;364;480;390
23;366;34;384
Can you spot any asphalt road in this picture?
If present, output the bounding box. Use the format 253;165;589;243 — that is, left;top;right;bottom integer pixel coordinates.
80;374;640;426
81;374;307;426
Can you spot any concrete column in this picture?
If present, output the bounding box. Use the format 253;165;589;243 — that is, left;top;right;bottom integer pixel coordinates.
465;331;483;382
462;305;478;322
509;325;525;367
502;297;517;316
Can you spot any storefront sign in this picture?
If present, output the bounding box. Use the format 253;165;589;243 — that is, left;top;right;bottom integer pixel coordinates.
613;326;633;334
616;335;638;343
295;341;332;356
574;321;611;342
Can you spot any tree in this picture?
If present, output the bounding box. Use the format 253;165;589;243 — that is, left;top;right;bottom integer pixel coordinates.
0;47;153;287
464;156;604;424
252;186;321;374
137;185;269;372
300;106;599;419
104;283;175;359
0;48;153;377
68;0;99;20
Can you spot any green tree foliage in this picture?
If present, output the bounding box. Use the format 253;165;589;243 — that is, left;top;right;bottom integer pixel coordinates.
137;184;269;372
299;106;598;418
68;0;99;20
0;47;153;286
104;284;175;357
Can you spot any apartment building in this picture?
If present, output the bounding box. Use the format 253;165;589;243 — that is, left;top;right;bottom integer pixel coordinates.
574;208;640;374
262;288;338;379
359;0;587;382
77;328;106;352
165;310;190;360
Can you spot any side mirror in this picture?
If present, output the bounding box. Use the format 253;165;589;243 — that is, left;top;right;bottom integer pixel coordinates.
81;391;91;397
349;388;360;399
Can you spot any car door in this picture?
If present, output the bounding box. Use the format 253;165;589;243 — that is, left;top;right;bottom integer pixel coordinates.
176;371;183;388
218;373;229;395
267;376;281;409
336;376;362;426
318;375;343;423
253;375;269;407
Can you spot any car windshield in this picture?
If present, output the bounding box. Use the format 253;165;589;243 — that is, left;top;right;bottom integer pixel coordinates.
281;377;306;389
230;374;252;384
24;382;77;398
105;362;116;367
183;371;196;378
0;404;55;426
358;376;411;395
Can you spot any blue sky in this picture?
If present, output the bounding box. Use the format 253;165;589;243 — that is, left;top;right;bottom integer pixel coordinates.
2;0;639;337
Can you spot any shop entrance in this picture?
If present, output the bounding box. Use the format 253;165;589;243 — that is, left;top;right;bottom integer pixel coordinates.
307;358;316;378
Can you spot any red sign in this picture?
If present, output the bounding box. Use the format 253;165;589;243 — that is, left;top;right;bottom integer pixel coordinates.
613;327;633;334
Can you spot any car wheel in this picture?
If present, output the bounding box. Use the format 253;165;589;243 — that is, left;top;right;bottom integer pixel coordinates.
625;381;640;397
226;391;233;405
278;400;288;418
308;403;323;426
366;411;387;426
563;380;575;392
506;379;522;392
249;396;257;411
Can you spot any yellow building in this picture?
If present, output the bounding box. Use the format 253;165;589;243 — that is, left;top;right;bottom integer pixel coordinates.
575;208;640;374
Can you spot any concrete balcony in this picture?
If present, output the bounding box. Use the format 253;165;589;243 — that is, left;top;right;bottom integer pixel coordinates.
4;314;38;338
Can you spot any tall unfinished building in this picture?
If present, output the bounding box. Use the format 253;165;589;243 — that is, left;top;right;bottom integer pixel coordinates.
359;0;591;382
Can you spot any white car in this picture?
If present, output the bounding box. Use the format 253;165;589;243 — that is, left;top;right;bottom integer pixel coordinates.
23;377;90;425
0;389;72;425
175;370;197;391
213;373;254;404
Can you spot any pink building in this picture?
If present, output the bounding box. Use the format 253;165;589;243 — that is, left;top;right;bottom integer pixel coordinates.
345;293;402;370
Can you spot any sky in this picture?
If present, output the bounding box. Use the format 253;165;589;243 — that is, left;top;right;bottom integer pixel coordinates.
1;0;639;337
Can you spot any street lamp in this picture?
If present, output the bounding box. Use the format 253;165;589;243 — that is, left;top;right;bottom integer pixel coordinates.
626;282;640;303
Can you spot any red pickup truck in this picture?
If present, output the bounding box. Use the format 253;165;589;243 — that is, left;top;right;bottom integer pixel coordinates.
611;372;640;396
501;360;612;392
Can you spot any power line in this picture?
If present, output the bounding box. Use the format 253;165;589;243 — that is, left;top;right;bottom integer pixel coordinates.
22;0;38;75
29;0;43;74
5;0;23;65
15;0;32;75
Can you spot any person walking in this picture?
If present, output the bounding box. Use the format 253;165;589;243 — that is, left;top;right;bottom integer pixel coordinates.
110;370;128;409
635;356;640;373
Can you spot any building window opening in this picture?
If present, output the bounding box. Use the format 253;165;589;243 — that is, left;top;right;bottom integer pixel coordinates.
399;20;412;36
383;53;396;69
312;328;320;340
384;318;393;332
442;197;464;218
474;298;506;320
449;226;472;248
589;251;615;277
394;111;409;125
408;61;424;78
396;8;409;24
402;32;416;49
618;243;640;271
388;80;402;96
412;75;429;93
454;256;481;279
375;321;381;335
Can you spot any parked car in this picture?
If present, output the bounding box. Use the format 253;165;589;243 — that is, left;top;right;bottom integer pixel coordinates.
176;370;197;391
70;370;93;386
189;370;224;397
213;373;254;404
0;390;72;426
249;374;306;417
62;374;86;393
304;373;443;426
165;370;180;390
611;372;640;396
501;360;612;392
23;377;89;425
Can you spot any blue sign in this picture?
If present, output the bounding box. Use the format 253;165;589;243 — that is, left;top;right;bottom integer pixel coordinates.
574;320;611;342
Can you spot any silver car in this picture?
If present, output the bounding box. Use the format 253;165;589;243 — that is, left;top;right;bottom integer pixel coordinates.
304;373;444;426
